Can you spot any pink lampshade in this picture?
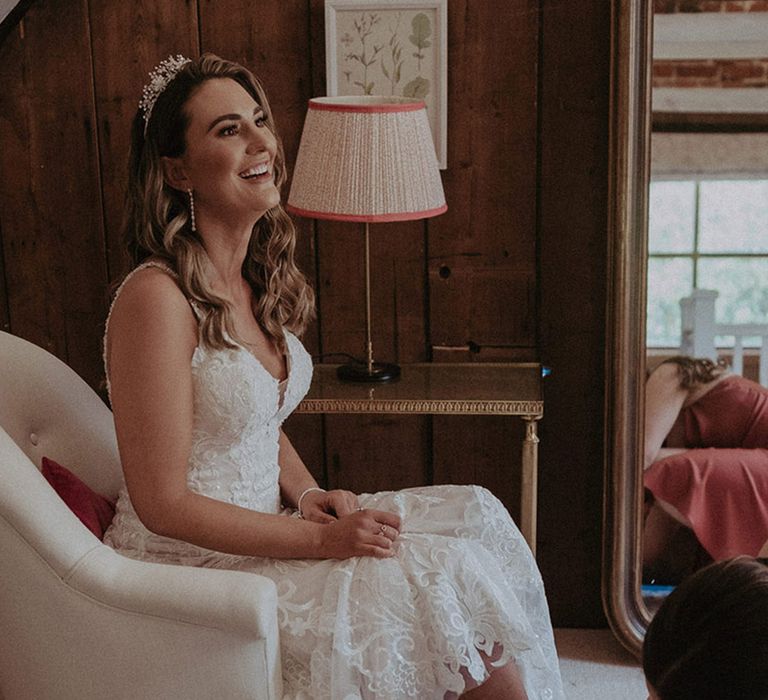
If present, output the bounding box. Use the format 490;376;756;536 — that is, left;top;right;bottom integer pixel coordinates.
286;96;447;222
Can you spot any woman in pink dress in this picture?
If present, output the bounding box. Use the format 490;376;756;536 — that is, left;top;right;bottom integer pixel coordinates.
643;356;768;582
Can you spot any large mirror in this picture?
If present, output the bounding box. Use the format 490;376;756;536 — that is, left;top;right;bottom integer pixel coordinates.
605;0;768;654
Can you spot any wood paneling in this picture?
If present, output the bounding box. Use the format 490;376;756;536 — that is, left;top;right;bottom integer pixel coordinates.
432;415;525;522
0;0;613;627
0;32;21;338
428;0;540;521
0;0;108;389
326;414;431;494
0;220;9;333
538;0;612;625
88;0;200;286
429;0;539;349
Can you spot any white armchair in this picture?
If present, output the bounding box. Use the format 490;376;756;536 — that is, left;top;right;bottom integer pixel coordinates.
0;331;282;700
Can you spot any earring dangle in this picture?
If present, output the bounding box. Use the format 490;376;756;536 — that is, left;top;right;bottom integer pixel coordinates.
187;188;196;232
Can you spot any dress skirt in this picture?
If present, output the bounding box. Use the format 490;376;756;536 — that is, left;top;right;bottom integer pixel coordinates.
217;485;563;700
645;448;768;559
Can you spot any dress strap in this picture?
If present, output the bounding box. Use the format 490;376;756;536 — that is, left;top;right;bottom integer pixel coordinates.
103;261;195;401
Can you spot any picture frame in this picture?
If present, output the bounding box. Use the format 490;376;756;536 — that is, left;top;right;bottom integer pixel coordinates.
325;0;448;169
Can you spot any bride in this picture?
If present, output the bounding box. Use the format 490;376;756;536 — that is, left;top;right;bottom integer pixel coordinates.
103;53;564;700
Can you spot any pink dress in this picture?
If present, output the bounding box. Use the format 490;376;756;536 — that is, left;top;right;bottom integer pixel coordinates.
645;375;768;559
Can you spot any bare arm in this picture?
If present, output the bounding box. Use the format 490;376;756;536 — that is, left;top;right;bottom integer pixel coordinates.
107;269;398;559
643;362;688;470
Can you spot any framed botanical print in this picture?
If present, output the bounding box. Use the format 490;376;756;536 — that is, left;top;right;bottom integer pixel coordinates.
325;0;448;168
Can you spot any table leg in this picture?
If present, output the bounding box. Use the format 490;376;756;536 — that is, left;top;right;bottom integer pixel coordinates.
520;416;539;557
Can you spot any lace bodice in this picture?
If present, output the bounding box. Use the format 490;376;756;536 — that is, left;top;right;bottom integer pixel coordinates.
185;332;311;511
102;262;313;562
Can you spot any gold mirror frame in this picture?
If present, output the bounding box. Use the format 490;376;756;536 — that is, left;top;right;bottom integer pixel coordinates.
603;0;653;657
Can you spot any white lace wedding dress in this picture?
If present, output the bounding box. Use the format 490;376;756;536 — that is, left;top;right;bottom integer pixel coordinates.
103;262;564;700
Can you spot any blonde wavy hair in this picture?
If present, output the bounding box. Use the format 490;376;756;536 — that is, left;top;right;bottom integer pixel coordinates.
123;53;314;353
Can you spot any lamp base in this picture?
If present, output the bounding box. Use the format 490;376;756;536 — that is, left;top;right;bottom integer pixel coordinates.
336;361;401;383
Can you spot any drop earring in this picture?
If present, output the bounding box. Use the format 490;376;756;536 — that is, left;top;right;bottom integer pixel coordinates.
187;188;196;232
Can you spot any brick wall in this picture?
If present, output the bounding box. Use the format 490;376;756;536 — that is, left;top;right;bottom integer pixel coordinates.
655;0;768;12
653;59;768;87
653;0;768;87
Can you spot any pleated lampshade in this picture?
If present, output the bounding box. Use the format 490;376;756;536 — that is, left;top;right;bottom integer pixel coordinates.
286;96;446;222
286;96;446;382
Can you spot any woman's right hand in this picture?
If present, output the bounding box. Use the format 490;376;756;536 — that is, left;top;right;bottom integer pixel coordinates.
318;508;402;559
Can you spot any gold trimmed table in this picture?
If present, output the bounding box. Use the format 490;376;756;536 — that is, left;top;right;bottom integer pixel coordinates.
296;363;544;555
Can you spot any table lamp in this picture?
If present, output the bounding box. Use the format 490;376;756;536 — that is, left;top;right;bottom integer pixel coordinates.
287;96;447;382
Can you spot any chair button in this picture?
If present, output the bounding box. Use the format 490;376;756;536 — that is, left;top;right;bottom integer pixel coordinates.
29;432;39;446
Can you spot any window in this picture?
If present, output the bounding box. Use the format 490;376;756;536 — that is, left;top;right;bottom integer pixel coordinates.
647;178;768;348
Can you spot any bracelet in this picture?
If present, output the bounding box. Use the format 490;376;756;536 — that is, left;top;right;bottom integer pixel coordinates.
297;487;325;518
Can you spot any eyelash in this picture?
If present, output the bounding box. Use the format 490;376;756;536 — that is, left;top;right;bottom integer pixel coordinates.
219;114;268;137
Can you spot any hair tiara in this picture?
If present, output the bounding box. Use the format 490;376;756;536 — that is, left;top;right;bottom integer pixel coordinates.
139;54;192;134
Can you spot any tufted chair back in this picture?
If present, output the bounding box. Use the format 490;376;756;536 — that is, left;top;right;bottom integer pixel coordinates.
0;331;121;496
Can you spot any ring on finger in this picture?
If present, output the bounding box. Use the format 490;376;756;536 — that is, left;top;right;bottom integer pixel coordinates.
378;524;387;535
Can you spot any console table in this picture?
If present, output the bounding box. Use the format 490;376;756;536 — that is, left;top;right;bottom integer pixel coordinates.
296;363;544;555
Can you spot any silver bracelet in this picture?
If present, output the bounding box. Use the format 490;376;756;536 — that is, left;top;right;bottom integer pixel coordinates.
297;487;325;518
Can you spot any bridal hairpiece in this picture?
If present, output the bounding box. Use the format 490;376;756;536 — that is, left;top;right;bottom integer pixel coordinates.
139;54;192;134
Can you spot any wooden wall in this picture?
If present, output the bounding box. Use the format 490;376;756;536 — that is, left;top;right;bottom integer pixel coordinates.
0;0;611;626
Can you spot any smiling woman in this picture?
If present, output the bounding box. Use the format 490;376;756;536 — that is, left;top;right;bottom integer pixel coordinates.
100;53;565;699
121;54;312;359
162;80;281;229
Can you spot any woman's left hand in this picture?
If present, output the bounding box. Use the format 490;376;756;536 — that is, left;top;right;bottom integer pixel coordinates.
300;489;359;523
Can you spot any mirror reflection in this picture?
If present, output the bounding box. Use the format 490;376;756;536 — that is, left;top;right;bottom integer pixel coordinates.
641;2;768;612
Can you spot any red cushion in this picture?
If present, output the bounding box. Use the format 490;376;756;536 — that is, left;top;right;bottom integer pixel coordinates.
41;457;116;539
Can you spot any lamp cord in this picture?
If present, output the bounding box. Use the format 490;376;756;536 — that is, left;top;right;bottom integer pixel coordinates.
311;352;366;364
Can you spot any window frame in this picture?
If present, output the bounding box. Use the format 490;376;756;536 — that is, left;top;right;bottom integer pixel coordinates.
647;176;768;348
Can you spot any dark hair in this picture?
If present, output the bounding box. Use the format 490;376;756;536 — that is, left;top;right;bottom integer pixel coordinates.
654;356;728;389
122;53;314;353
643;557;768;700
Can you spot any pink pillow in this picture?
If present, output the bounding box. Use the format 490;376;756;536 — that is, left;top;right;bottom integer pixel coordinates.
41;456;116;539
